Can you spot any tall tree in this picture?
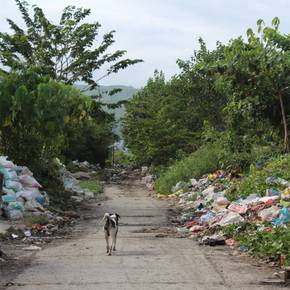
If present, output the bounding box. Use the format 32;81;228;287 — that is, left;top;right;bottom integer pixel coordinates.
0;0;142;89
220;18;290;152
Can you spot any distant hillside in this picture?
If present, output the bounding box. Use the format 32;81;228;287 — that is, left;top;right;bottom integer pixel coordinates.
75;84;137;137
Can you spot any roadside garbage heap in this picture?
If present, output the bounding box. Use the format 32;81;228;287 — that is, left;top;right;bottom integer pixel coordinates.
72;160;100;171
168;171;290;246
56;160;96;201
0;156;49;220
142;174;155;191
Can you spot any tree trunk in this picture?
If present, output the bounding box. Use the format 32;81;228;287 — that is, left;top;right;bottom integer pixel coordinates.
278;91;289;152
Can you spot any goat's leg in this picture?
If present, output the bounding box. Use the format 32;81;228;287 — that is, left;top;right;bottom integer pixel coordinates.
113;232;117;251
108;239;112;256
105;233;109;253
108;233;112;256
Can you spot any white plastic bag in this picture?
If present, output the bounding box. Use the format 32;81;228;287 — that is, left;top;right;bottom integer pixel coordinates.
16;188;41;201
7;169;19;181
0;156;15;168
5;180;23;192
218;211;244;226
258;206;280;222
19;174;42;188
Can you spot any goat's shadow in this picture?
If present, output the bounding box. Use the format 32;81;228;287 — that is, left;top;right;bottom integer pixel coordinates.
112;250;159;256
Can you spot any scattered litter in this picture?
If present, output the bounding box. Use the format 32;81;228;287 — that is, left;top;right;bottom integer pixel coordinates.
202;234;226;246
22;245;42;251
218;211;244;226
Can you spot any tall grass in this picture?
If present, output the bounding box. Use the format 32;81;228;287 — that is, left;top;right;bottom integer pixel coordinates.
155;143;221;194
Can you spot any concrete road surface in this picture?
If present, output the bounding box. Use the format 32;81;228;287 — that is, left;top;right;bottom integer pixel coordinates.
4;182;282;290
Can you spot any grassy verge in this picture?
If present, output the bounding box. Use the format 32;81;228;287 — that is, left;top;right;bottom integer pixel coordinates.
155;143;221;194
79;179;103;194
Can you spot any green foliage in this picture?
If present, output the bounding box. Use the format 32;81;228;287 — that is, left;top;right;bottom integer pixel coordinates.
0;0;142;88
113;150;136;168
0;70;114;208
155;143;221;194
123;63;226;165
228;153;290;199
123;19;289;169
24;215;49;227
79;179;103;194
220;20;290;151
222;222;290;265
0;70;98;169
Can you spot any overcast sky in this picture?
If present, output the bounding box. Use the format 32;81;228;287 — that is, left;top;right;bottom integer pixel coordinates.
0;0;289;88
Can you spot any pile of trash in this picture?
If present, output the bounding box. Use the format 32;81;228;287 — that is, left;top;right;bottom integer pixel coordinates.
147;170;289;250
0;156;49;220
71;160;100;172
55;158;96;202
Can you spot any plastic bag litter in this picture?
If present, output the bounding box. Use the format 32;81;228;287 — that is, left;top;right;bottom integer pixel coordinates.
215;196;230;206
0;156;15;168
272;207;290;225
218;211;244;226
177;227;189;234
225;238;237;248
5;180;23;192
0;164;10;180
258;206;280;221
7;201;24;211
6;169;19;181
202;186;216;197
202;234;225;246
35;195;46;205
228;203;248;214
200;211;216;224
143;175;154;184
6;209;23;220
62;176;79;191
19;174;42;188
238;194;260;205
266;188;281;197
3;187;16;196
2;194;16;203
4;201;24;220
171;181;189;193
190;178;198;187
282;187;290;200
24;200;44;212
141;166;148;175
259;196;280;203
20;166;33;176
190;225;204;232
266;176;290;187
146;183;154;191
16;188;41;201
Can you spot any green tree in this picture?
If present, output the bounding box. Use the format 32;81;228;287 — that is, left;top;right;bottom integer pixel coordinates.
123;40;227;166
219;18;290;152
0;69;101;170
0;0;142;89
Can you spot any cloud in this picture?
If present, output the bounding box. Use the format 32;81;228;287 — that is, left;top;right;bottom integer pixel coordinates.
0;0;290;88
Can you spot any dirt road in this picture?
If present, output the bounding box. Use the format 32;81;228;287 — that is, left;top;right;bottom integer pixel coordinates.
3;181;282;290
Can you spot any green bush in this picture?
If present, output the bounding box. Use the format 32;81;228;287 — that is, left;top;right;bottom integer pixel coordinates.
155;143;221;194
113;150;136;168
79;179;103;194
